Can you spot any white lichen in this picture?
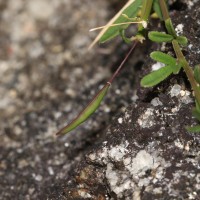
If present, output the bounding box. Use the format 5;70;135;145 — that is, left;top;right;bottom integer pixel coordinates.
106;163;135;197
125;150;154;176
175;24;184;36
108;143;129;162
137;108;155;128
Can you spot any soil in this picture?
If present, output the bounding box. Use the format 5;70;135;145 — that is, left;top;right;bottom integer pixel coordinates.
0;0;200;200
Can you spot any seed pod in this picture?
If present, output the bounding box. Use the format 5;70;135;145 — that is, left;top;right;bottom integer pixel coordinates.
56;82;110;136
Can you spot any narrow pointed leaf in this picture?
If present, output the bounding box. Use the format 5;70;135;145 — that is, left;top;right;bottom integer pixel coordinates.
150;51;176;65
141;65;173;87
153;0;163;20
148;31;174;43
89;0;142;49
194;65;200;84
196;100;200;113
150;51;182;74
56;83;110;136
165;18;177;38
99;0;142;43
187;125;200;133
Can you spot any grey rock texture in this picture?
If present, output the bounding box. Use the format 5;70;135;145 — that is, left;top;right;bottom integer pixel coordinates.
48;0;200;199
0;0;200;200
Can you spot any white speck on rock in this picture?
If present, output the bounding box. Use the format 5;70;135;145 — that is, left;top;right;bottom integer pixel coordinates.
106;163;135;198
153;187;163;194
180;90;186;96
181;92;193;104
171;106;179;113
138;177;150;187
48;166;54;175
188;44;193;49
137;108;155;128
133;189;141;200
115;89;121;94
118;117;123;124
106;163;119;190
175;24;184;36
78;190;92;199
88;153;96;161
125;150;154;176
33;174;43;182
187;0;198;9
108;143;129;162
64;143;69;147
170;84;182;97
152;62;165;71
151;97;163;107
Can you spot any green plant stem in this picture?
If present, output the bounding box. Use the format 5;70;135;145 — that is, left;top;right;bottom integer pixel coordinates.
159;0;200;104
159;0;169;20
172;40;200;104
138;0;153;31
159;0;176;37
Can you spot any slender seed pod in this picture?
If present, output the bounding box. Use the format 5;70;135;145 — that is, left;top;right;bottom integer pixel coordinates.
56;82;110;136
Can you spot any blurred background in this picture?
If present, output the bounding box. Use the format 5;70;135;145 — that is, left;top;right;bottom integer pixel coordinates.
0;0;115;199
0;0;139;199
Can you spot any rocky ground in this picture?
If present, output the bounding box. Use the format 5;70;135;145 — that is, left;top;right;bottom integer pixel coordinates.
0;0;200;200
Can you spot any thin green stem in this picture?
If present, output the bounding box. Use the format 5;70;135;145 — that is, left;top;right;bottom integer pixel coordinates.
172;40;200;104
159;0;200;104
159;0;169;20
159;0;176;37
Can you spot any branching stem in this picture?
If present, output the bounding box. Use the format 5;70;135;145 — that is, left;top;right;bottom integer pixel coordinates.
172;40;200;104
159;0;200;104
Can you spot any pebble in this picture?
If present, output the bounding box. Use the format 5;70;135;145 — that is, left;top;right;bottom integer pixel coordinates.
170;84;182;97
118;118;123;124
34;174;43;182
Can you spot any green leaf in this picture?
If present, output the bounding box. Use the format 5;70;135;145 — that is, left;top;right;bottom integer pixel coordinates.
89;0;142;49
150;51;182;74
150;51;176;65
99;0;143;43
194;65;200;84
187;125;200;133
164;18;177;38
153;0;163;20
141;65;173;87
148;31;174;43
195;100;200;113
176;36;188;46
56;83;110;136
